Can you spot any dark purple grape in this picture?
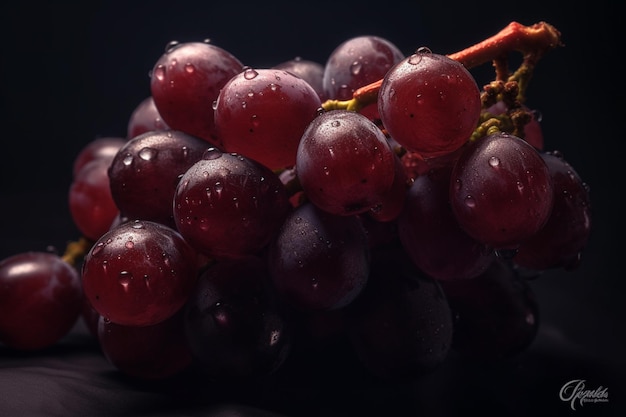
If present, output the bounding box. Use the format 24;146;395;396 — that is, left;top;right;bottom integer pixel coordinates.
214;67;322;170
296;109;396;216
126;96;170;139
173;148;292;260
267;202;370;311
98;309;193;380
449;132;554;249
514;151;592;270
346;243;454;380
378;49;481;158
184;256;291;380
69;158;120;241
367;152;410;222
440;259;540;361
0;252;82;351
397;164;495;281
273;57;326;101
108;130;209;228
150;41;244;147
81;220;198;327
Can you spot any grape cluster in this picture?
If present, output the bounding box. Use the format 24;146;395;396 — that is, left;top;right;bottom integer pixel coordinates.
0;23;592;387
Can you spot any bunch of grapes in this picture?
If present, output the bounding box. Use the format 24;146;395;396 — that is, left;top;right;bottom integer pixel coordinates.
0;21;591;387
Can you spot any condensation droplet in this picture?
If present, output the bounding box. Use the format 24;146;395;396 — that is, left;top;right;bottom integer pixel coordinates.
122;154;133;166
164;40;179;53
488;156;500;167
125;241;134;249
464;195;476;208
350;61;362;75
184;63;195;73
331;120;340;127
153;65;166;81
244;68;259;80
138;147;157;161
131;221;144;229
119;271;132;287
203;148;222;160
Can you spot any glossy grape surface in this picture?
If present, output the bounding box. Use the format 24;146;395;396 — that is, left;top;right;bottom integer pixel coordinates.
173;149;291;259
449;132;554;249
268;202;370;311
108;130;210;228
378;50;481;158
214;68;322;170
274;57;326;101
150;41;243;147
81;220;198;326
296;110;396;216
126;96;170;139
0;252;82;350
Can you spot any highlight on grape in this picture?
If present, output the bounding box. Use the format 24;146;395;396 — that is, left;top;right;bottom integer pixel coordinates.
0;21;591;387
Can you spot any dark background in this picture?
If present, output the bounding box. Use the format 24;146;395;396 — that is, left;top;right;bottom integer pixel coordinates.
0;1;624;416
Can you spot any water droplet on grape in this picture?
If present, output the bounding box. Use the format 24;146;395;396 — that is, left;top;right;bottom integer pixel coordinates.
464;195;476;208
408;54;423;65
269;83;278;91
488;156;501;167
331;120;341;127
184;63;195;73
131;221;144;229
203;148;222;160
350;61;362;75
119;270;132;288
416;46;432;54
92;242;104;256
122;154;133;166
244;68;259;80
138;147;157;161
125;241;134;249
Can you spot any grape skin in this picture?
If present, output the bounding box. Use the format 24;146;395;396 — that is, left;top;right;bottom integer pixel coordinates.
0;252;82;351
296;109;396;216
173;149;292;260
81;220;198;327
378;50;481;158
449;132;554;249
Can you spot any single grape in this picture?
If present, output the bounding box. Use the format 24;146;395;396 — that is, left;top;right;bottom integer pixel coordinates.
449;132;554;249
267;202;370;311
346;243;454;380
514;151;592;270
296;109;396;216
150;40;244;147
184;256;291;381
323;35;404;101
0;252;82;351
69;158;120;241
72;136;126;178
98;309;193;380
214;67;322;170
378;49;481;158
323;35;404;121
273;57;326;101
173;148;292;260
81;220;198;327
126;96;170;139
397;164;495;281
440;259;540;361
108;130;210;228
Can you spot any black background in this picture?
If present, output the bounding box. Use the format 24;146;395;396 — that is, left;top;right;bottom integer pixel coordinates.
0;1;624;416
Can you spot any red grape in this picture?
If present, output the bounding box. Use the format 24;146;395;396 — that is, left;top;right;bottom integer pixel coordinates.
0;252;82;350
267;202;370;311
150;40;243;147
173;148;292;260
72;136;126;178
274;57;326;101
296;109;396;216
98;310;193;380
398;164;495;281
378;49;481;158
126;96;170;139
184;256;291;380
514;151;592;270
107;129;210;228
449;132;554;249
214;67;322;170
81;220;198;326
69;158;120;241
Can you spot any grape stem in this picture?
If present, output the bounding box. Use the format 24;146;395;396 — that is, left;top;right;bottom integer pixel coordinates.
322;21;563;113
61;237;92;267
